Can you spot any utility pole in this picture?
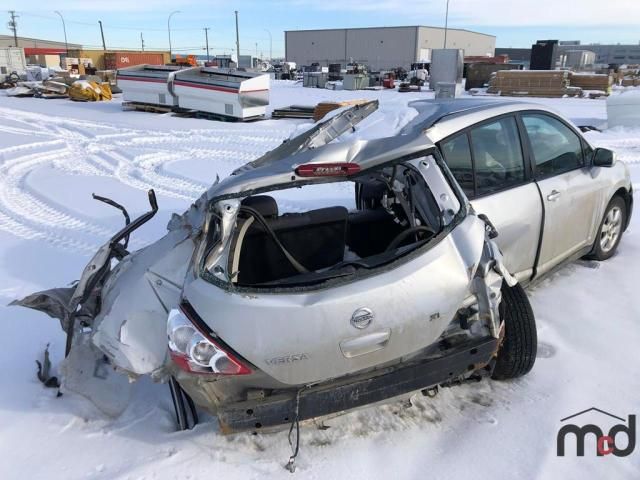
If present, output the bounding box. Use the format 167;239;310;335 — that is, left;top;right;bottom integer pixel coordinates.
443;0;450;48
234;10;240;67
8;11;19;47
203;27;210;62
140;32;145;51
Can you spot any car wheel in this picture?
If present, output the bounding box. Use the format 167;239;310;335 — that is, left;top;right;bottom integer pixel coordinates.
586;196;626;261
492;283;537;380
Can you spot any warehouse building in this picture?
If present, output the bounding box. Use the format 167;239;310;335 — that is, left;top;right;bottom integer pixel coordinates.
0;35;81;50
285;26;495;70
497;41;640;69
557;42;640;65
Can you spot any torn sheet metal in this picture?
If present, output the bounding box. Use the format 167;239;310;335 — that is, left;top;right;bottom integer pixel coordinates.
231;100;379;175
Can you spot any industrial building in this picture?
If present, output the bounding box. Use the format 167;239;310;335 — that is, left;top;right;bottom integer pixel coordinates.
557;42;640;65
285;26;495;70
0;35;80;50
0;35;170;72
497;41;640;69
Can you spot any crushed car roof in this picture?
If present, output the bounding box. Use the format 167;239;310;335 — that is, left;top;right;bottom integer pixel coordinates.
205;98;564;200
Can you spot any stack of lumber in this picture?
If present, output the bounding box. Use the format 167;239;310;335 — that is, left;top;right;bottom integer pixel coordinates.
569;73;612;94
487;70;582;98
621;77;640;87
271;105;315;119
312;99;368;122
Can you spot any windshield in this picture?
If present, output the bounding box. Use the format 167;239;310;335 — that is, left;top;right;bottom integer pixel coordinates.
199;154;463;290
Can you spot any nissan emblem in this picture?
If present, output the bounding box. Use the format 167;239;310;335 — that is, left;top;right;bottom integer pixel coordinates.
351;308;374;329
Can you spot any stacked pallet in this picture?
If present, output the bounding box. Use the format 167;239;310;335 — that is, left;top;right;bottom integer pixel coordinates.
487;70;582;98
621;77;640;87
313;99;369;122
569;73;612;94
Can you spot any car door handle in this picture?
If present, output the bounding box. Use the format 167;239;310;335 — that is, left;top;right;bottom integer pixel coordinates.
547;190;561;202
340;329;391;358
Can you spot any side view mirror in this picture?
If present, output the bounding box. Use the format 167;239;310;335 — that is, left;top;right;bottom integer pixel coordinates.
593;148;615;167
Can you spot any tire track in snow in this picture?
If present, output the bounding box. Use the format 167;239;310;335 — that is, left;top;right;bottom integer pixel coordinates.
0;107;294;253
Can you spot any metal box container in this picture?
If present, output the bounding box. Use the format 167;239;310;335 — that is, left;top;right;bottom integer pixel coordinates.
435;82;456;99
303;72;328;88
343;74;369;90
174;67;270;119
429;49;463;91
117;64;188;107
106;52;166;70
0;47;26;78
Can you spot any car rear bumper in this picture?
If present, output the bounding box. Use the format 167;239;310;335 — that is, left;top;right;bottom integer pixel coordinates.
216;335;499;433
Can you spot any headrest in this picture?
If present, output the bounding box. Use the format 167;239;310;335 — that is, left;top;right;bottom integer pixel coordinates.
241;195;278;218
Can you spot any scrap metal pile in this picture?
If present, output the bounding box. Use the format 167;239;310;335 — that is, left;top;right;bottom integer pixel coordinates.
2;72;113;102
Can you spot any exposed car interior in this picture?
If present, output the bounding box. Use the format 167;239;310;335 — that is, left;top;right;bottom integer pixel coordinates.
218;163;444;287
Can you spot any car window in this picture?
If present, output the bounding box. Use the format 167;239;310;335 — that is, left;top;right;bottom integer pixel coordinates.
440;133;474;197
469;116;525;196
521;114;583;178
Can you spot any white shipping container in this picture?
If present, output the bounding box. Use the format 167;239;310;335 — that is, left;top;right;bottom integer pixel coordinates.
0;47;27;76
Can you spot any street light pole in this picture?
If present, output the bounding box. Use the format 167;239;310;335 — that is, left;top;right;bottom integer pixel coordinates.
53;11;68;57
168;10;180;60
443;0;450;48
263;28;272;61
234;11;240;67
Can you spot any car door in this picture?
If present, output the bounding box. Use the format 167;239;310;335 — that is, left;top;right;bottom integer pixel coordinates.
439;115;542;282
520;113;600;276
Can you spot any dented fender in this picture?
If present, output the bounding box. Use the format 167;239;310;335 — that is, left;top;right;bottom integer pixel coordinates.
91;229;196;377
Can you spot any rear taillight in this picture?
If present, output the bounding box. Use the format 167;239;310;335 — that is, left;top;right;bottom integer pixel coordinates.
295;162;360;177
167;306;251;375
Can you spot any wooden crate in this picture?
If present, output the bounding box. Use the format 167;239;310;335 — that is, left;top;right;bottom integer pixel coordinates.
487;70;582;97
313;99;369;122
569;73;612;93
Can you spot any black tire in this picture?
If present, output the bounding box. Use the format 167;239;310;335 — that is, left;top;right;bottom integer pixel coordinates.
492;283;537;380
585;195;626;261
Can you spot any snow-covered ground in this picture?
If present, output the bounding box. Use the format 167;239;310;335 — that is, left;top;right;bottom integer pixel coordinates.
0;82;638;479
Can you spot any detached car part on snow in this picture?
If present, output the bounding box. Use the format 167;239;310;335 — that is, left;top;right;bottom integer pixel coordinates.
14;100;537;434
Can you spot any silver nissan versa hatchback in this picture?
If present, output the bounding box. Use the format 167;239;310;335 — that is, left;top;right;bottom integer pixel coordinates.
14;100;632;442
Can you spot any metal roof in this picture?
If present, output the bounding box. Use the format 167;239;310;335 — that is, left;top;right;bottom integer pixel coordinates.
285;26;495;38
403;99;563;142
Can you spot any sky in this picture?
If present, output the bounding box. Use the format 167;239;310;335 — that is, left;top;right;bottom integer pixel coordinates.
3;0;640;57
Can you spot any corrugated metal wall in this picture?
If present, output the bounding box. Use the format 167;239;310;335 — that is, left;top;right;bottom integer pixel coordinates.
104;52;165;69
67;49;170;69
285;27;495;70
417;28;495;57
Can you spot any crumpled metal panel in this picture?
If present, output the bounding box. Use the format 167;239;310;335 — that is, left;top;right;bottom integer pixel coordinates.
230;100;379;175
91;229;196;376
